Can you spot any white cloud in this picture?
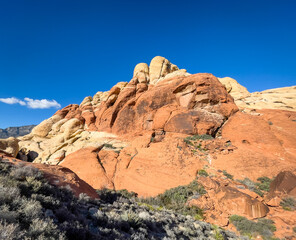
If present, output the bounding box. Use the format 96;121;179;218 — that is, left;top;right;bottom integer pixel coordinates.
24;98;61;109
0;97;26;106
0;97;61;109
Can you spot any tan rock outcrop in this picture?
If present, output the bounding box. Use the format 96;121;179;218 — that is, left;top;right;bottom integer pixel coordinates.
0;137;19;157
237;86;296;111
133;63;149;83
218;77;296;111
31;115;62;137
218;77;250;100
149;56;180;84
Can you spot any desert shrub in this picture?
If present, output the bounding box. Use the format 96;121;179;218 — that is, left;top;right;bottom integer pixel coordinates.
10;164;43;180
238;178;264;197
256;177;272;192
213;225;224;240
293;226;296;233
138;179;205;218
120;210;142;229
96;188;137;204
280;197;296;211
103;143;116;149
185;134;213;141
0;221;23;240
238;176;272;197
222;170;233;180
197;169;209;177
28;218;64;240
230;215;276;239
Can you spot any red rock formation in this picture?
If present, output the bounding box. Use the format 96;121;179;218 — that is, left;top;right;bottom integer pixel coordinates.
189;176;269;226
267;171;296;200
212;109;296;181
54;73;238;137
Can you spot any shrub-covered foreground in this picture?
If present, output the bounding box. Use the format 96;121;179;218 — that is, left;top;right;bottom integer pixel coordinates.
229;215;276;240
0;158;243;240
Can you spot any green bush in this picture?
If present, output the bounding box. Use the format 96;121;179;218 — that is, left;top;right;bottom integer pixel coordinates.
138;179;206;218
103;143;116;149
229;215;276;239
184;134;213;141
280;197;296;211
238;177;272;197
256;177;272;192
197;169;209;177
222;170;233;180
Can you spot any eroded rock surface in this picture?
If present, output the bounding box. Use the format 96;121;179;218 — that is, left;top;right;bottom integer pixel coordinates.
218;77;296;111
189;175;269;226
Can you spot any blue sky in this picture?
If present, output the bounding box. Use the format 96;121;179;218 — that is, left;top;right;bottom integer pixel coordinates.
0;0;295;128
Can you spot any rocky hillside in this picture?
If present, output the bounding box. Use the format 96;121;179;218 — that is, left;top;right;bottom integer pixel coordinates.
1;56;296;239
0;125;35;138
0;156;241;240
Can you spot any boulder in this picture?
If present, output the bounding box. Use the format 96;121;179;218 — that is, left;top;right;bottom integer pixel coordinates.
133;63;149;83
31;115;62;137
60;147;114;189
149;56;179;84
218;77;250;100
267;171;296;199
60;118;83;140
0;137;19;157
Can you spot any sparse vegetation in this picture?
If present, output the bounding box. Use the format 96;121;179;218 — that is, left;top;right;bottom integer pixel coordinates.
280;197;296;211
229;215;276;239
198;169;209;177
238;176;272;197
257;176;272;192
222;170;234;180
103;143;116;149
0;157;239;239
184;134;214;142
184;134;212;153
137;179;206;220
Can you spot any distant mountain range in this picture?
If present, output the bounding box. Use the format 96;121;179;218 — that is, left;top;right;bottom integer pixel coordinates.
0;125;35;138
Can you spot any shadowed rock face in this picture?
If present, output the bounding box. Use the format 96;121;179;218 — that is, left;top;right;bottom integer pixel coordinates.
267;171;296;199
0;125;35;138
